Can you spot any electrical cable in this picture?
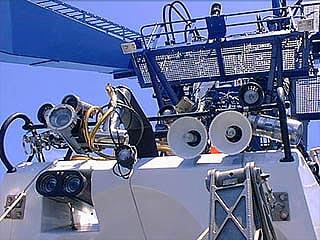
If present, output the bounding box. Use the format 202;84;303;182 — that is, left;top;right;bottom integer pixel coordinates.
115;102;145;146
162;3;173;44
83;105;104;150
168;1;195;43
162;1;198;44
88;85;117;150
128;170;147;240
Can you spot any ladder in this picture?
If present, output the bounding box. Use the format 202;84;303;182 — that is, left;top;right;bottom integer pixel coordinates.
27;0;142;42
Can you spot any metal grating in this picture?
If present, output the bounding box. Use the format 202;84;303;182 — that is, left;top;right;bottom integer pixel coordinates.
27;0;141;42
304;2;320;32
222;43;272;75
133;34;305;88
295;76;320;116
282;38;303;70
156;49;220;82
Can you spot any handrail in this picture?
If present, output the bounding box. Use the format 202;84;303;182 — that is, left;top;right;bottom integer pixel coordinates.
140;2;319;49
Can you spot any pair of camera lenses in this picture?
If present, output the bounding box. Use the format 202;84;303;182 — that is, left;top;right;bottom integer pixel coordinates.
36;171;85;197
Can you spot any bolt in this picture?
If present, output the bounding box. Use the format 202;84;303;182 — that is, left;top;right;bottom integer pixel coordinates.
15;211;22;219
7;196;13;204
280;210;289;220
279;193;287;201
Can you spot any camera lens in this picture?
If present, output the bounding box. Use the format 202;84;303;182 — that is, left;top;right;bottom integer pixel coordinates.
63;175;84;195
39;174;58;194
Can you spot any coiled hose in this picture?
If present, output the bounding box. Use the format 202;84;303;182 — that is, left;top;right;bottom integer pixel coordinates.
0;113;33;173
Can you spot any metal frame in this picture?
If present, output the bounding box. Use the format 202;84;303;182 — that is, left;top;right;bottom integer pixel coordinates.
27;0;141;41
132;31;308;112
130;2;320;123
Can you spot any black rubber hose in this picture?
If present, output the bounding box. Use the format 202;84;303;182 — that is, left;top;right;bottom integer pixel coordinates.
276;87;294;162
0;113;33;173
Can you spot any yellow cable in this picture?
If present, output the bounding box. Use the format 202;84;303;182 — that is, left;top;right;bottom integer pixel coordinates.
83;106;103;148
89;85;118;150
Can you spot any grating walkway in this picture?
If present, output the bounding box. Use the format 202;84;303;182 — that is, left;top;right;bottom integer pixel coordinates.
27;0;141;42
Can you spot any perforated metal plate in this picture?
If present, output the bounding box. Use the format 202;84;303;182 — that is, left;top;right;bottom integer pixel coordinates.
294;76;320;120
304;2;320;32
133;33;306;88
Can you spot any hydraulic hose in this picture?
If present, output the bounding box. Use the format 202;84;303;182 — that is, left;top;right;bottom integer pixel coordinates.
0;113;33;173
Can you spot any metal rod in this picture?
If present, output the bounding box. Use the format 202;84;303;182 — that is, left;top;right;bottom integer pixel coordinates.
277;87;294;162
144;51;179;105
143;53;165;108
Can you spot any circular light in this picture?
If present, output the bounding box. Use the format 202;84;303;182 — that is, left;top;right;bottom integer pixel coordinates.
61;95;79;110
239;82;264;107
38;174;58;195
37;103;54;124
46;104;77;130
243;90;259;105
63;174;84;196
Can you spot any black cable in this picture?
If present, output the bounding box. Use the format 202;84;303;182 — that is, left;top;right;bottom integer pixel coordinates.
168;5;189;43
116;102;145;146
169;1;195;43
112;162;132;179
162;1;196;44
64;148;73;161
163;3;173;44
114;88;134;129
0;113;33;173
108;108;126;148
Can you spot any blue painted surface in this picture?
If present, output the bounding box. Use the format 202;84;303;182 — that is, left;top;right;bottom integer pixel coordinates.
0;0;131;72
0;1;12;52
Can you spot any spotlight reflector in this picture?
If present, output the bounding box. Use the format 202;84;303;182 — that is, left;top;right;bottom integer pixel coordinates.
46;104;77;131
248;115;303;145
167;117;208;159
36;171;87;198
209;111;252;155
37;103;54;124
239;82;265;107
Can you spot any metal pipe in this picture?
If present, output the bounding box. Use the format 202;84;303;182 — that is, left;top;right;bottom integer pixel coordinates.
277;87;294;162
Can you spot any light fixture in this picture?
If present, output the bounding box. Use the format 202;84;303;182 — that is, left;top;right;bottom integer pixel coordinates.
46;104;77;131
115;145;136;169
61;94;92;113
239;82;265;107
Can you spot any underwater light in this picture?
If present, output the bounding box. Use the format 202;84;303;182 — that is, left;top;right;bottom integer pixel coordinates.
46;104;77;131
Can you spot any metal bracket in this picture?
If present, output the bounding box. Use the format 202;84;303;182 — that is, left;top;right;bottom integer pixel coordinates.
4;195;26;220
270;192;290;221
